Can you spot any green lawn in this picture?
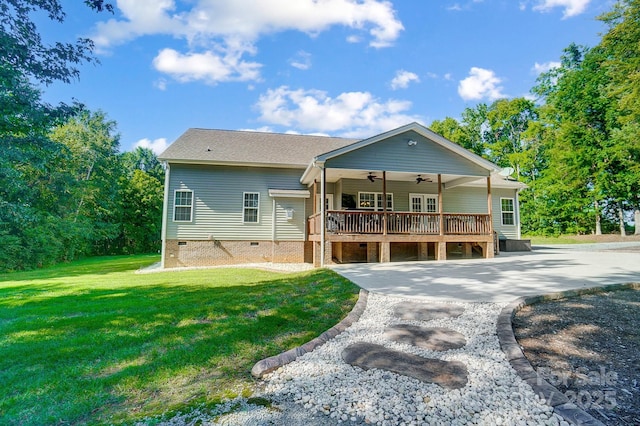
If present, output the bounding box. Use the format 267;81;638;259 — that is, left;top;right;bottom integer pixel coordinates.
524;235;590;245
0;256;360;425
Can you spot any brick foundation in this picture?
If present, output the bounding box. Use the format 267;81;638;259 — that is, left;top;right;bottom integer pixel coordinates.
164;240;309;268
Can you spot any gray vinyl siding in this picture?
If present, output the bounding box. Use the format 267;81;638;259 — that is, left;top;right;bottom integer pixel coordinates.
492;188;519;239
166;164;307;241
325;131;488;176
442;187;488;213
340;178;440;211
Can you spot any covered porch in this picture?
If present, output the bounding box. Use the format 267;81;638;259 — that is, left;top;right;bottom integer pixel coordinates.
300;123;510;266
306;170;497;266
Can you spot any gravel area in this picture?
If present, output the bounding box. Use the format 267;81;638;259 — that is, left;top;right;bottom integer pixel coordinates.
153;293;571;426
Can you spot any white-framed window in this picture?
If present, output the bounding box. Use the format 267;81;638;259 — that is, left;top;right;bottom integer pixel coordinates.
358;192;393;211
501;197;515;226
173;190;193;222
409;194;438;213
243;192;260;223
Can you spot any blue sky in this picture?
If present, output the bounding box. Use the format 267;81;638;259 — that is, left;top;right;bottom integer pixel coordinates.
39;0;611;153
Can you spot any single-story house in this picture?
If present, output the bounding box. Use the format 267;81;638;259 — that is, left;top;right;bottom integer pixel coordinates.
158;122;526;268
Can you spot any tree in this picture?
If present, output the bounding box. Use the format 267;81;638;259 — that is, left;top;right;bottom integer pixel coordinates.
429;105;488;157
121;147;165;183
118;170;164;253
485;98;539;180
0;0;111;270
49;110;122;254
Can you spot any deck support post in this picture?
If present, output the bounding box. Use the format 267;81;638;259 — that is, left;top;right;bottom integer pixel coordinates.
437;241;447;261
462;242;472;258
380;241;390;263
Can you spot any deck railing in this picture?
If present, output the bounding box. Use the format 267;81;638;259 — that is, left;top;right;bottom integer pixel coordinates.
308;211;491;236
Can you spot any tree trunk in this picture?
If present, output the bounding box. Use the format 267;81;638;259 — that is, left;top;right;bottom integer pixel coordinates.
618;202;626;236
595;199;602;235
635;210;640;235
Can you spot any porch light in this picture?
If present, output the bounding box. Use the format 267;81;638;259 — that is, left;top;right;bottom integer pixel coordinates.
285;208;294;220
407;139;417;146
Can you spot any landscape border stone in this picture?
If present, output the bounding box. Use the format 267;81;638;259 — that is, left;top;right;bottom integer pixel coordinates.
251;288;369;378
497;282;640;426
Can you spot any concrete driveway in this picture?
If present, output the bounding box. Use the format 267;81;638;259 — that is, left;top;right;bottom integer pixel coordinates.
331;243;640;302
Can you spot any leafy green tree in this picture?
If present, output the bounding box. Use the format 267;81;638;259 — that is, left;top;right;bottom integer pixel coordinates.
121;147;165;183
0;0;111;270
533;45;612;234
485;98;539;179
118;170;164;253
49;110;122;254
429;106;488;157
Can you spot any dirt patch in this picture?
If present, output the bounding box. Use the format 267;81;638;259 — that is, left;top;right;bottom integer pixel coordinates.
513;288;640;425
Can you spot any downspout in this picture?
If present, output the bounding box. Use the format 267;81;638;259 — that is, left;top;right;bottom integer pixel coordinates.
272;197;276;262
438;174;444;236
160;162;171;268
487;176;493;235
382;171;387;235
320;165;326;267
515;188;522;240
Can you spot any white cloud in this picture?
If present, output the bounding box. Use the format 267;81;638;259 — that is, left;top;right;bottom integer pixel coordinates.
154;78;168;90
532;61;561;74
390;70;420;90
444;73;453;81
135;137;169;155
533;0;591;18
91;0;403;84
152;47;261;84
458;67;506;101
289;51;312;70
254;86;423;138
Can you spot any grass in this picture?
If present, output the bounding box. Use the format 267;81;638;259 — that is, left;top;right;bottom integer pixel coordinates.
525;233;640;245
0;255;360;425
524;235;591;245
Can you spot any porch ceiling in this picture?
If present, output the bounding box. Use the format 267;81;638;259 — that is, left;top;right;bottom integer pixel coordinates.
322;168;484;185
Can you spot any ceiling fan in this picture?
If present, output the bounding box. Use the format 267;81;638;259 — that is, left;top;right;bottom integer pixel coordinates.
367;172;381;183
416;175;432;184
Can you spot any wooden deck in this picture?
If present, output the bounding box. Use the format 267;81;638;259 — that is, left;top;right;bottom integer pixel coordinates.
309;211;492;237
308;210;496;264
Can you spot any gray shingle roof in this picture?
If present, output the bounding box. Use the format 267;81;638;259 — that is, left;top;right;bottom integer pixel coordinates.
158;128;357;167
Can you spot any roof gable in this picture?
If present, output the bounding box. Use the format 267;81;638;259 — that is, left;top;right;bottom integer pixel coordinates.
315;122;499;172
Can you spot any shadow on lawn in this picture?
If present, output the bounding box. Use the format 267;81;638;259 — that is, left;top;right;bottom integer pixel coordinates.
0;269;359;424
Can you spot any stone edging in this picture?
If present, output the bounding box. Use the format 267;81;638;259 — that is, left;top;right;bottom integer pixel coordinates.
497;282;640;426
251;289;369;378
